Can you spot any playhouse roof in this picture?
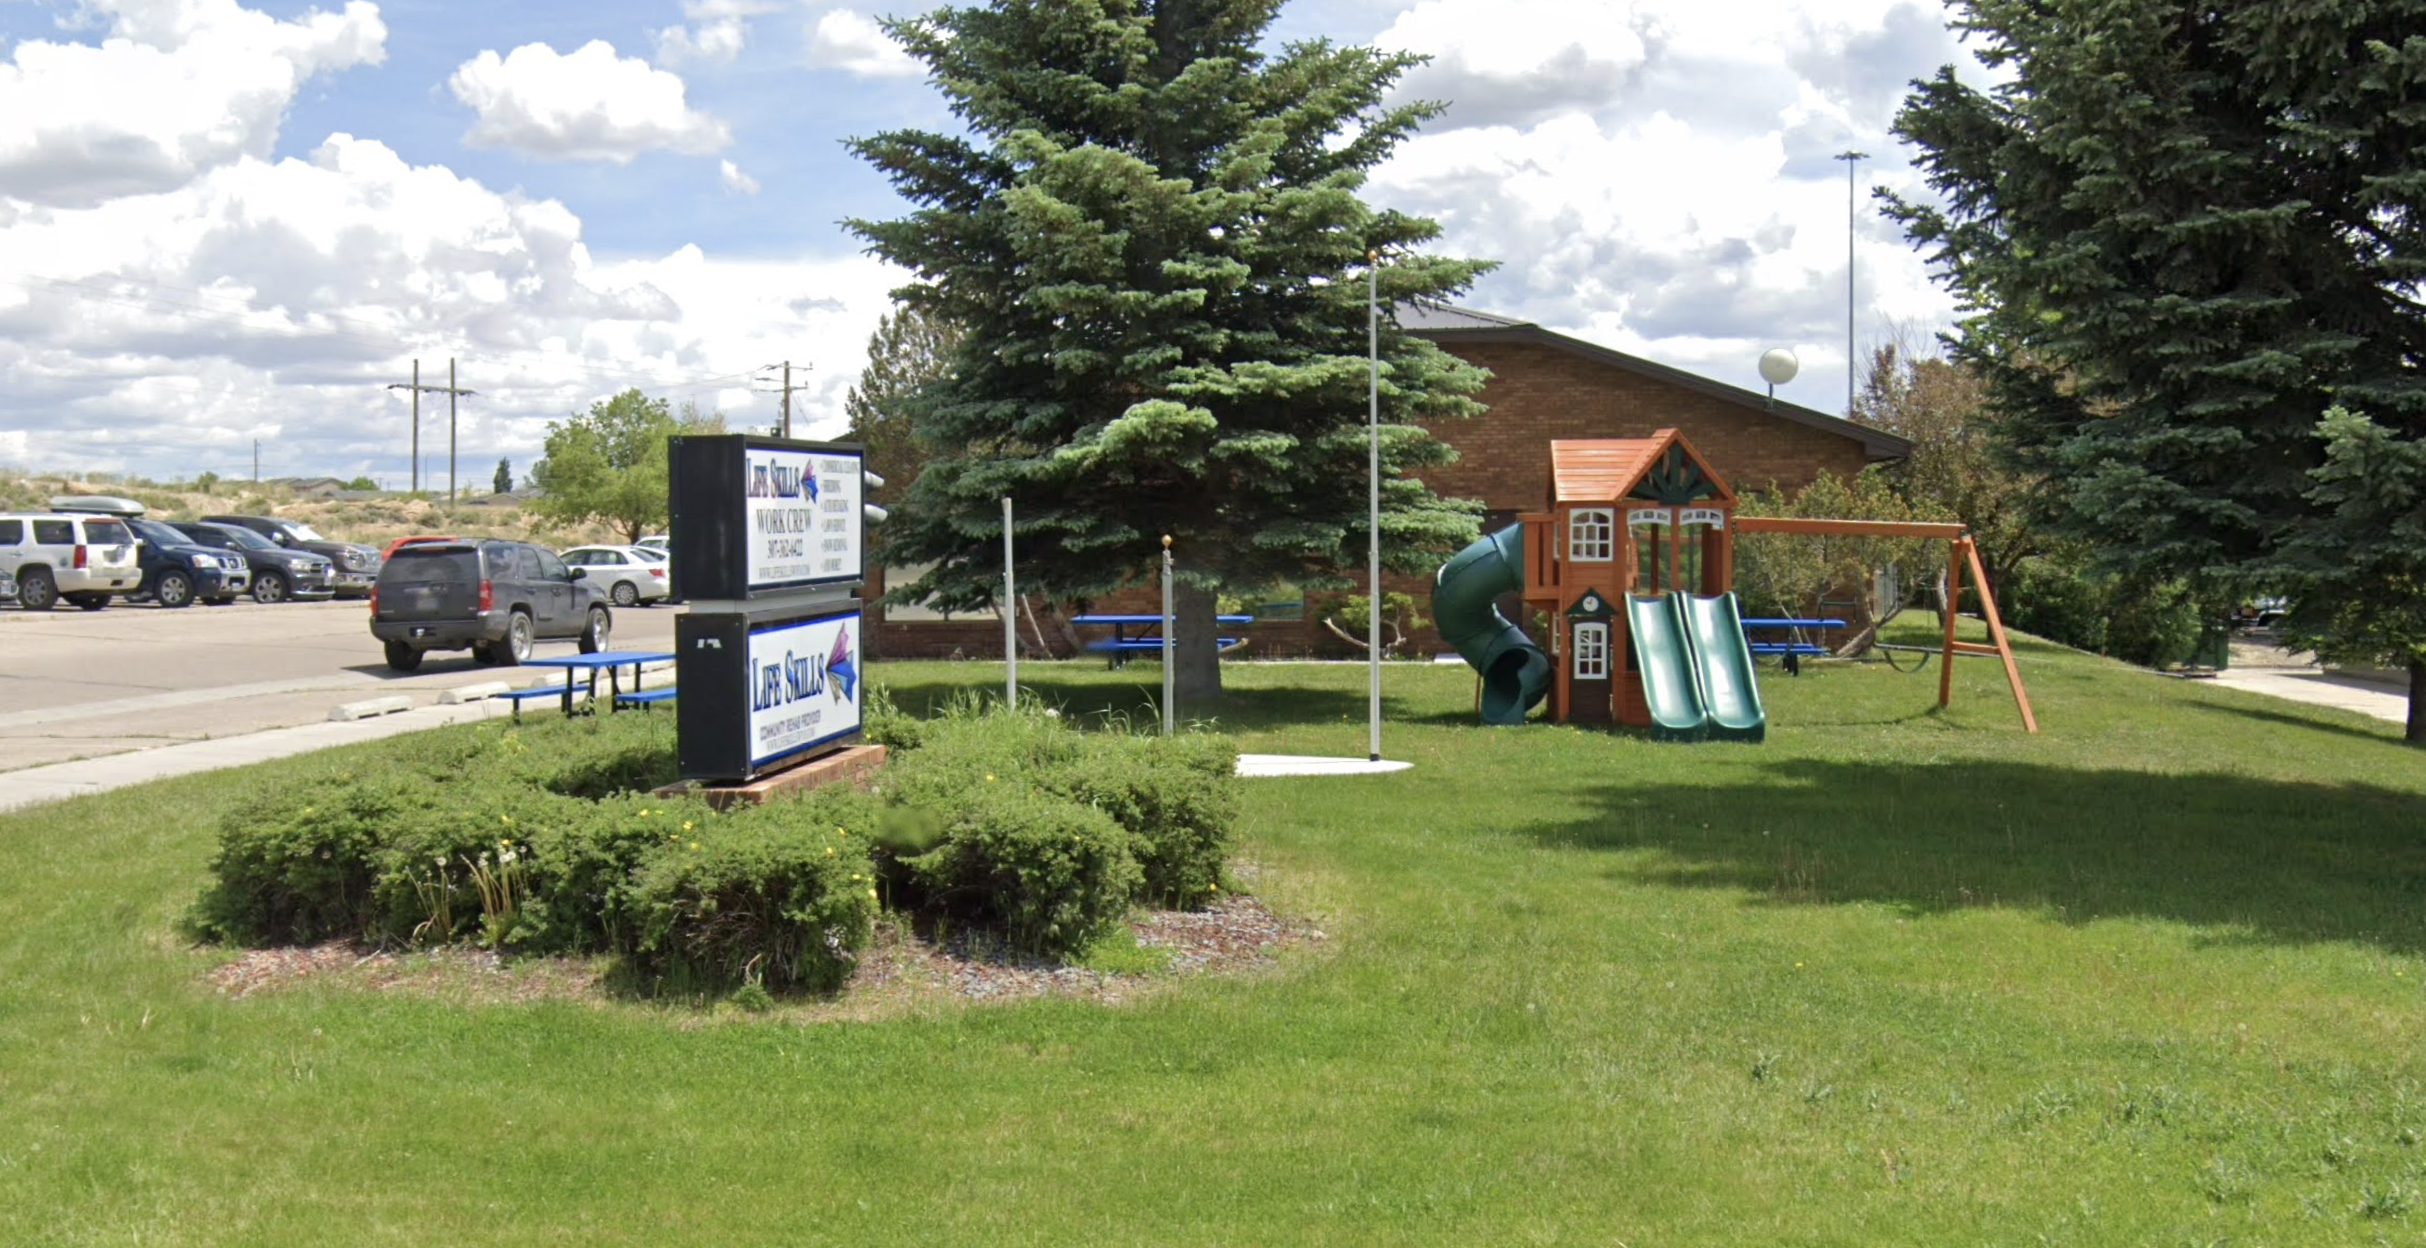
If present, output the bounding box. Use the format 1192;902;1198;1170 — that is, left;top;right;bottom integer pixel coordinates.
1550;429;1736;506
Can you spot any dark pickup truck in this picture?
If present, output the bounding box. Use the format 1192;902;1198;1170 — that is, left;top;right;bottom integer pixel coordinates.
201;514;382;597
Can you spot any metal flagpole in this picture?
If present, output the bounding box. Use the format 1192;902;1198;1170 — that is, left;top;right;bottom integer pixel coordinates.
1002;496;1017;709
1161;536;1175;736
1835;150;1868;416
1367;252;1382;762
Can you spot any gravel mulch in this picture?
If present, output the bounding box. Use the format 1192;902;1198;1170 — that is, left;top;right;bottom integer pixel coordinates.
201;881;1324;1020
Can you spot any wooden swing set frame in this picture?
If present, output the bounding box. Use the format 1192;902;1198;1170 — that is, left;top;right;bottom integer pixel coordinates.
1730;516;2038;734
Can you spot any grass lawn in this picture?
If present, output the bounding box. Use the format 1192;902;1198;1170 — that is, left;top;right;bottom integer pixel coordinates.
3;624;2423;1244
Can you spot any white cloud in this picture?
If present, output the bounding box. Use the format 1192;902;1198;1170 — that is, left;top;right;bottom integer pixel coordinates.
449;40;731;163
0;133;903;476
718;159;759;195
0;0;386;207
805;9;921;79
654;18;747;65
1366;0;1986;408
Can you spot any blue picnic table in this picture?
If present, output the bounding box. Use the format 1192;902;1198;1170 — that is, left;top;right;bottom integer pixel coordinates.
1069;613;1254;666
1739;617;1846;659
512;650;676;719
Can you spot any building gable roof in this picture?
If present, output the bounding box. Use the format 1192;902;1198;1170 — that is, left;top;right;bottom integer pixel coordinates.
1402;302;1912;462
1551;429;1736;506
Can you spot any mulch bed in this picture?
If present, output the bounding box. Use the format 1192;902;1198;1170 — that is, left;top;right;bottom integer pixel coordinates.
201;883;1324;1018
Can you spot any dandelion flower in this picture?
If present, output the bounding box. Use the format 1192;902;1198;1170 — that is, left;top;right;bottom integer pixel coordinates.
689;841;701;851
825;847;836;856
683;821;694;832
985;774;995;783
303;806;315;816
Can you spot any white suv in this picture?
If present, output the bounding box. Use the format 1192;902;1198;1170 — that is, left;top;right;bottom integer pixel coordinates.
0;513;144;610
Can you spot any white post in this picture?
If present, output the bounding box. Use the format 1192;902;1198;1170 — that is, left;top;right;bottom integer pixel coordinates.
1002;496;1017;709
1161;535;1175;737
1367;252;1382;762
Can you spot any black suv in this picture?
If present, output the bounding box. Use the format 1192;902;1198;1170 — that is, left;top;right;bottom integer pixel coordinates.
125;517;248;607
370;540;611;671
201;514;382;597
171;522;337;603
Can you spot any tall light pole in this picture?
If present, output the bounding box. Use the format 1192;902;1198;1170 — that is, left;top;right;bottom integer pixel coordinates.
1835;150;1867;417
1367;250;1382;763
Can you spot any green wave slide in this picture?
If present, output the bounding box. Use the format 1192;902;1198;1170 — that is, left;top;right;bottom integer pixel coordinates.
1431;525;1553;725
1624;591;1768;743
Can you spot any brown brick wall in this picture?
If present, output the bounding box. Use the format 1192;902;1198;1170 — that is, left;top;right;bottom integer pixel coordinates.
867;339;1877;660
1413;341;1871;512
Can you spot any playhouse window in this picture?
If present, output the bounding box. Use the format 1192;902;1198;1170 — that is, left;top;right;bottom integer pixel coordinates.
1568;509;1615;561
1573;622;1609;680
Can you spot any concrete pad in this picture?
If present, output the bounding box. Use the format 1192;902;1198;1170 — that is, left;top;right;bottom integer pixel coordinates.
1236;753;1414;777
327;694;414;722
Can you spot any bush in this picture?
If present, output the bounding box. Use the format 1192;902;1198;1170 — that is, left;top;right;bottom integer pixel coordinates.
2003;556;2201;668
2006;557;2109;653
627;788;883;993
902;783;1141;956
1056;733;1237;907
190;778;408;945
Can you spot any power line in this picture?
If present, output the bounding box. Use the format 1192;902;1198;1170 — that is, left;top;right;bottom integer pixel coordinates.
387;359;474;498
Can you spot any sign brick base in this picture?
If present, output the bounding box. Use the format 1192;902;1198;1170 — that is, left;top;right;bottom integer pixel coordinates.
654;744;888;811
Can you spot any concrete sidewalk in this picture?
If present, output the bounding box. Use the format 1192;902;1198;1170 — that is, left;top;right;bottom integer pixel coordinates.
2207;666;2408;727
0;699;518;816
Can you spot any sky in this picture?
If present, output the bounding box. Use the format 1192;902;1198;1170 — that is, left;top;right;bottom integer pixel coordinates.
0;0;2001;487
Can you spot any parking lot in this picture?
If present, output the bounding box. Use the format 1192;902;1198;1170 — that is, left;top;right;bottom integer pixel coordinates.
0;597;681;773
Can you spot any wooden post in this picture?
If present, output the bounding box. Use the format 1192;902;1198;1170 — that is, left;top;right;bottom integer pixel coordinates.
1939;537;1963;710
1964;537;2039;734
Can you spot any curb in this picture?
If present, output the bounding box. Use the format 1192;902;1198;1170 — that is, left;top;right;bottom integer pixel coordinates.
438;682;514;704
327;694;414;722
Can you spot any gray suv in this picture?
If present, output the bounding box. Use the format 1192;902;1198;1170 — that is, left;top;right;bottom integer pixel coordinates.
370;540;612;671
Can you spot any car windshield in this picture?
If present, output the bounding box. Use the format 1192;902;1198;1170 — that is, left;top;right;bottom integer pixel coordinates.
214;526;277;551
131;520;182;546
284;522;326;542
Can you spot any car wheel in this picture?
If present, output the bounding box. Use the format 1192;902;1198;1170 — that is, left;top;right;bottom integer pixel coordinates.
17;567;57;611
383;640;424;672
610;580;638;607
578;607;611;654
499;610;534;665
253;571;289;604
155;571;195;608
71;593;110;611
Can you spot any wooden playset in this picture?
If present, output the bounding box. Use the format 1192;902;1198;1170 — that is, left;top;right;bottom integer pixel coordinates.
1431;428;2037;738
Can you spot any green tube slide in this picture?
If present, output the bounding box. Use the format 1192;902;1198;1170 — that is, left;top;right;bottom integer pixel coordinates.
1683;592;1767;743
1625;592;1710;742
1432;525;1551;725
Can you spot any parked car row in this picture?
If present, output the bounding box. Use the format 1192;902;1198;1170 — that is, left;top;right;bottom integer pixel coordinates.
0;496;380;611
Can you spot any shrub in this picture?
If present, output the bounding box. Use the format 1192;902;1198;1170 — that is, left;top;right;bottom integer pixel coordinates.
861;684;926;752
2006;557;2109;654
902;784;1141;956
1055;733;1237;907
627;788;883;993
190;778;414;945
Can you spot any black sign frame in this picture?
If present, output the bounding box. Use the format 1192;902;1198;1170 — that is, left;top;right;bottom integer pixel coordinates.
667;434;866;602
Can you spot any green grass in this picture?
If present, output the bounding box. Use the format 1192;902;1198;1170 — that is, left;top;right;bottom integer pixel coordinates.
4;625;2424;1244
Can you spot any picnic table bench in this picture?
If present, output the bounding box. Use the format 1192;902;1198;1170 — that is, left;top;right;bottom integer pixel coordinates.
1740;617;1846;659
1070;613;1254;667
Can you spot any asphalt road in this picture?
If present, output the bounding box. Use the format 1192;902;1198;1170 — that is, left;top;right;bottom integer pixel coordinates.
0;596;681;773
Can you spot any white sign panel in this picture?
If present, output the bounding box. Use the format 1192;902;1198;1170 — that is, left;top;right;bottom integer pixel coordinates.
747;610;864;767
1680;507;1726;529
744;446;863;592
1626;506;1673;527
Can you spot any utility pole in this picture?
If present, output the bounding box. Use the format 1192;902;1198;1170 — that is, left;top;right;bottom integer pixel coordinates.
757;361;813;437
252;439;259;484
387;358;474;498
1835;150;1868;417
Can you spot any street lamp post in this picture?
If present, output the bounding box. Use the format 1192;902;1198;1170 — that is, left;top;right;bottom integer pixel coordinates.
1834;150;1867;417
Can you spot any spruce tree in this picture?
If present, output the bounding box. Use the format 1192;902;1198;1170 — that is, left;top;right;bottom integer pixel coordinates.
846;0;1493;701
842;300;963;520
1886;1;2426;722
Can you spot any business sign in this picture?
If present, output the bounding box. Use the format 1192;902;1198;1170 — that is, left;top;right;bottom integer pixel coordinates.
676;602;864;782
669;435;864;602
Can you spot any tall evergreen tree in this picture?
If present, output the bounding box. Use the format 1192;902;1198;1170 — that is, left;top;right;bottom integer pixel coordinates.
847;0;1493;701
1886;1;2426;720
842;299;963;516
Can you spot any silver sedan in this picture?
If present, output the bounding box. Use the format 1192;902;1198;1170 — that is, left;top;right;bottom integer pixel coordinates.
559;545;672;607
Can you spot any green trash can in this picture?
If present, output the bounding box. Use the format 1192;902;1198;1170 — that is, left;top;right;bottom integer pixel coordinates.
2194;621;2231;670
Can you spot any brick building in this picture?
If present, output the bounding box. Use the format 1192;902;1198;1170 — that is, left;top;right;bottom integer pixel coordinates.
868;304;1910;660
